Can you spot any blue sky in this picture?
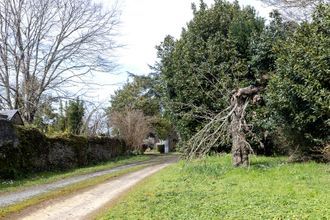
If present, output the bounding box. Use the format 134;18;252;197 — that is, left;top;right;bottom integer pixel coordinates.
86;0;273;104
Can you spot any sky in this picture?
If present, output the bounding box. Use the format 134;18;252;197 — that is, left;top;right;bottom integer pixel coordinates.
87;0;273;104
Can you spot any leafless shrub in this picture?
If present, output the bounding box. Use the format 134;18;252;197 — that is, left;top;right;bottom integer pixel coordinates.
110;108;151;153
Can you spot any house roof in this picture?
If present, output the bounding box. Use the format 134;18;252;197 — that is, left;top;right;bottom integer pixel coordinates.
0;110;20;121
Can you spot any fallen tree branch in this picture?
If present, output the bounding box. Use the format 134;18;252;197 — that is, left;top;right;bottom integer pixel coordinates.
183;85;261;167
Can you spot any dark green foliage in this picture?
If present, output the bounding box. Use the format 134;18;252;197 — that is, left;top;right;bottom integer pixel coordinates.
245;10;296;155
155;0;265;141
0;126;128;179
153;117;173;140
15;126;49;170
32;99;70;134
67;98;85;135
155;0;328;161
267;4;330;158
109;75;160;117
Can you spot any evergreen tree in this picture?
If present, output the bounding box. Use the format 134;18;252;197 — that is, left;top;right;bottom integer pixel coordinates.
267;4;330;159
67;98;85;135
155;0;265;141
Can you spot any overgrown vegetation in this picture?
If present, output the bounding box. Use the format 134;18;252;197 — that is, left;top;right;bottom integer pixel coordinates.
100;155;330;219
0;126;129;179
267;4;330;160
34;98;86;135
150;0;329;163
107;74;175;152
110;108;152;153
108;75;173;137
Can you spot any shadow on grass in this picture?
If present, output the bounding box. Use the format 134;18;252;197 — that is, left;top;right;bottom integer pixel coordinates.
250;157;287;170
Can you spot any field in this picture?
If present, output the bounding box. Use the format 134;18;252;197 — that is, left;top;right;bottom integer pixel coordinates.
101;155;330;220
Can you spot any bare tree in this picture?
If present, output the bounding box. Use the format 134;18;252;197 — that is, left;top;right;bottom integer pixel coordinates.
262;0;325;7
82;104;109;136
0;0;120;123
260;0;329;20
110;108;152;153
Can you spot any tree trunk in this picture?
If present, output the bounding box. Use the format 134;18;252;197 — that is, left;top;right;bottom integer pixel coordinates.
230;86;259;166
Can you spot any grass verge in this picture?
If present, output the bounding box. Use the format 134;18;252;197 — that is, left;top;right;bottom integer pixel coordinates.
0;164;148;219
0;155;150;194
100;155;330;220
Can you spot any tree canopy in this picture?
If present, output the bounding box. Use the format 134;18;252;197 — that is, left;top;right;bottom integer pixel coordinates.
155;0;266;141
266;4;330;158
154;0;329;162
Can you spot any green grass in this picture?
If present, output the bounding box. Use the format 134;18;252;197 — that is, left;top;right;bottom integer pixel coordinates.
100;155;330;220
0;155;150;193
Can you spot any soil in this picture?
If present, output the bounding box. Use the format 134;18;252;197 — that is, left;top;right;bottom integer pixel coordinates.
0;155;169;207
3;154;178;220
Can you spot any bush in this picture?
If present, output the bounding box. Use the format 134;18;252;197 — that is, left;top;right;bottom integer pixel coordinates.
267;4;330;160
110;108;151;153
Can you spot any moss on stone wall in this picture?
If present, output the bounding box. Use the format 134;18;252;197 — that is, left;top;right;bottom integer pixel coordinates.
0;126;128;179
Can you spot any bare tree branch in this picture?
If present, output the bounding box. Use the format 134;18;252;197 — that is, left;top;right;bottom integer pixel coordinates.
260;0;329;20
184;86;261;167
0;0;121;122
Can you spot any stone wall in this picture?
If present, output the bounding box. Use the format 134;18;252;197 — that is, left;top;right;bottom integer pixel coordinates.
0;126;128;179
0;119;18;147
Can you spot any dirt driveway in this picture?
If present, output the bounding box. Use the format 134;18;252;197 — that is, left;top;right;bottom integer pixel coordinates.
12;155;178;220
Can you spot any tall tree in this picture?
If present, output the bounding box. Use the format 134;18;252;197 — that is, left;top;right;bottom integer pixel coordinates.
0;0;120;123
155;0;267;165
266;3;330;160
109;74;160;117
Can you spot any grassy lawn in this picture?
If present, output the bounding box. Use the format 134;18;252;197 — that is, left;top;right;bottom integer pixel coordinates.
0;155;150;193
100;155;330;220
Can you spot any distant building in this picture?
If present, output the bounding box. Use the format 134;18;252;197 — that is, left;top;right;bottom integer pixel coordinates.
0;110;24;125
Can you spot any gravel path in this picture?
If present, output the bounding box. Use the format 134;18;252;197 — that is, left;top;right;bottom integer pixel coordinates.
0;157;161;207
17;156;177;220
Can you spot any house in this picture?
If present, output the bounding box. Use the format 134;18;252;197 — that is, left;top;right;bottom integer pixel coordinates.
0;110;24;125
155;130;179;153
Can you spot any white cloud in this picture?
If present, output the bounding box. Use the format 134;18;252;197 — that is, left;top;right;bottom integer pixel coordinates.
89;0;273;104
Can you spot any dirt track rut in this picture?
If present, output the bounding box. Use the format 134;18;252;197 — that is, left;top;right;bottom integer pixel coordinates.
19;160;175;220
